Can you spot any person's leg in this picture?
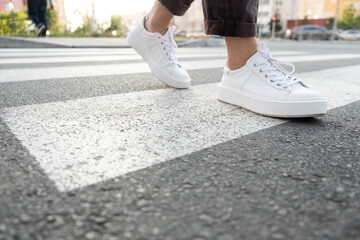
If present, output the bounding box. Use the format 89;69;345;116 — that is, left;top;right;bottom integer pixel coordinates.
38;0;47;36
145;0;194;34
27;0;41;27
144;0;173;34
225;37;257;70
202;0;327;117
202;0;259;70
127;0;194;89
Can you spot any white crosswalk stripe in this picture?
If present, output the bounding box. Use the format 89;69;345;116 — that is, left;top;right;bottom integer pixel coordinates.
1;53;360;83
0;48;360;192
0;50;308;58
3;52;352;65
0;53;229;64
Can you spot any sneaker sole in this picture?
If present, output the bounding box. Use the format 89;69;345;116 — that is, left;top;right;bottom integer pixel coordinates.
217;83;327;118
127;31;190;89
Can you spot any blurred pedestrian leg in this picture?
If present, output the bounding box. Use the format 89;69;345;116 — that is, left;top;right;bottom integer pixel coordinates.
27;0;53;37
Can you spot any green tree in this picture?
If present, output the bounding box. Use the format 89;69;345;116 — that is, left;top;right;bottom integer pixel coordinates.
268;16;282;33
0;10;27;35
106;15;124;36
46;8;61;34
302;16;309;25
356;16;360;29
337;4;359;29
74;13;91;35
342;4;356;26
326;17;334;29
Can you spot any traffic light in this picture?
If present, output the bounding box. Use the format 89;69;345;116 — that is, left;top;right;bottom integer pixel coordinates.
272;15;277;21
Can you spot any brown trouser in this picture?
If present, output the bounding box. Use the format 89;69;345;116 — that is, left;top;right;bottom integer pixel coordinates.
159;0;259;37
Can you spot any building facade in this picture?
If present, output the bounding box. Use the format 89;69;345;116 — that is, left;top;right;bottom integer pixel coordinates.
274;0;301;30
174;0;203;33
258;0;274;34
324;0;360;18
0;0;25;12
297;0;360;19
120;0;360;36
269;0;360;31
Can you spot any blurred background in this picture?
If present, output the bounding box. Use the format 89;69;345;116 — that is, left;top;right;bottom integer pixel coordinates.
0;0;359;41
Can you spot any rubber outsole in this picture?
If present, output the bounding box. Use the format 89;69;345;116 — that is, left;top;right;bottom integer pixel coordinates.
217;83;327;118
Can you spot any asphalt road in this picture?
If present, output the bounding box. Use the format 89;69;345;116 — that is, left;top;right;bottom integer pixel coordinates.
0;40;360;240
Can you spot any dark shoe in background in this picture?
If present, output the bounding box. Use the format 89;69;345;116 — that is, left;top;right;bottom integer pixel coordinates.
37;24;46;38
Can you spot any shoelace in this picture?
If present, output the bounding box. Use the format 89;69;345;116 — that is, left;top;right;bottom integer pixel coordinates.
159;26;179;66
256;42;300;89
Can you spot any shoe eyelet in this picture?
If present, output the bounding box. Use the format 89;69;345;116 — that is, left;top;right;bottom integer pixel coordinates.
253;63;257;67
265;74;268;78
277;84;281;87
283;86;288;89
270;80;274;83
161;42;163;44
259;69;262;73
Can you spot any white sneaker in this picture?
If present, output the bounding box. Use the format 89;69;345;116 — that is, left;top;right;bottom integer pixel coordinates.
217;42;327;118
127;16;191;88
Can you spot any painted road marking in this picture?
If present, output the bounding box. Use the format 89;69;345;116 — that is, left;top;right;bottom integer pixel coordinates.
1;54;360;83
0;60;222;83
0;49;139;56
0;48;138;53
0;51;307;58
0;53;227;64
0;52;308;64
1;65;360;192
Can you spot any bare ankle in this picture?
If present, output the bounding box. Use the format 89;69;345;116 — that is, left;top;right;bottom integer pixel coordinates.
144;0;173;35
225;36;258;70
227;61;246;70
144;17;168;35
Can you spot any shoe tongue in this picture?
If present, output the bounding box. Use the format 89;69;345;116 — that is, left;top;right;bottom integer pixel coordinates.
163;28;170;36
153;28;170;38
246;52;266;67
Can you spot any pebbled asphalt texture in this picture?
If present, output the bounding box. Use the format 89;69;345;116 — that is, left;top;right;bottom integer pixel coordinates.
1;100;359;240
1;42;360;240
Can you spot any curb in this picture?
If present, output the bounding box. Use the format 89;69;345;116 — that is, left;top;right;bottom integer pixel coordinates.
0;36;226;48
0;36;131;48
0;36;70;48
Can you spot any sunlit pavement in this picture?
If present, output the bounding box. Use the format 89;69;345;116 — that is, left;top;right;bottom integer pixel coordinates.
0;41;360;240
